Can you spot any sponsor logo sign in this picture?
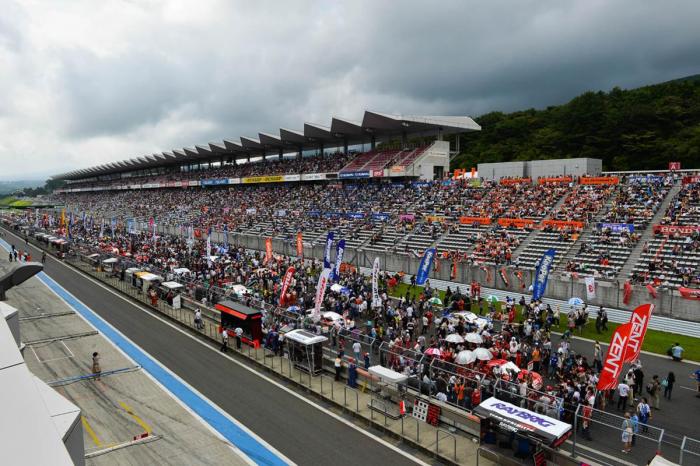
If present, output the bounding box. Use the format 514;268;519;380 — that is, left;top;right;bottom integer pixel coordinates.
338;171;370;179
242;175;285;184
653;224;700;236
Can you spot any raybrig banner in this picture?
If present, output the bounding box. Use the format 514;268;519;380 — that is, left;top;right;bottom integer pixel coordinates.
372;257;381;308
312;268;331;321
532;249;556;300
416;247;436;286
332;239;345;281
323;232;334;269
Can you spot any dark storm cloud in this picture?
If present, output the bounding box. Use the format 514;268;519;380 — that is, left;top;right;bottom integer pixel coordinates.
1;0;699;179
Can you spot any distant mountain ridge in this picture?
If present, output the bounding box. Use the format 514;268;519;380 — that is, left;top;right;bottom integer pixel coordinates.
452;74;700;171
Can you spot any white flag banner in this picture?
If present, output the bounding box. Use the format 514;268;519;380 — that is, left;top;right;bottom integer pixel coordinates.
371;257;381;308
206;234;212;268
585;276;596;300
313;268;332;321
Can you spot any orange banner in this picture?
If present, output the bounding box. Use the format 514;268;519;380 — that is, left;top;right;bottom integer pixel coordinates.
296;232;303;258
500;177;531;185
498;218;535;228
265;237;273;264
459;216;492;225
542;219;584;230
579;176;619;185
538;176;572;185
425;215;446;223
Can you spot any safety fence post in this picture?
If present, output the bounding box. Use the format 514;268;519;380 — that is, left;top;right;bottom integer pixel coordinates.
572;403;580;458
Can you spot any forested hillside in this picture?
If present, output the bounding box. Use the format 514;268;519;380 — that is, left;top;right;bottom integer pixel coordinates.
452;76;700;171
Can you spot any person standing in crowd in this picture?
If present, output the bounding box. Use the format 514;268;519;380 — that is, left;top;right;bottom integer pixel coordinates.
91;352;101;381
637;397;651;433
593;341;602;372
633;364;644;400
649;375;661;410
352;340;361;363
194;308;204;330
663;371;675;400
617;381;630;411
621;412;633;454
220;327;229;353
581;400;593;441
235;327;243;350
334;354;342;381
692;368;700;398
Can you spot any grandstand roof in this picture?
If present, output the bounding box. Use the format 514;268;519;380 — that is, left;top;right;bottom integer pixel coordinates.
53;110;480;180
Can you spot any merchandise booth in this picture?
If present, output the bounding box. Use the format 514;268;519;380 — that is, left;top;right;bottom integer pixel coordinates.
284;329;327;374
474;397;572;462
215;300;263;348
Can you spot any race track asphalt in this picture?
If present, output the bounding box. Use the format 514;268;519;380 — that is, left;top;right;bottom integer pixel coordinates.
5;233;422;466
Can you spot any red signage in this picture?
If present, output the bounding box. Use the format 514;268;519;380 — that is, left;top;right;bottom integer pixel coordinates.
538;176;572;185
426;404;441;426
498;218;535;228
542;219;584;230
500;177;531;185
653;224;700;236
679;287;700;300
459;216;492;225
682;176;700;185
669;162;681;171
579;176;619;185
372;169;384;178
597;322;631;390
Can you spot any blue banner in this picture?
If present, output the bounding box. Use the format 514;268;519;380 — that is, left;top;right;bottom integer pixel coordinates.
323;232;334;269
338;171;370;179
371;213;391;221
346;212;364;219
598;222;634;233
332;239;345;281
416;247;436;286
532;249;556;300
223;224;229;249
628;175;664;184
201;178;229;186
308;210;320;217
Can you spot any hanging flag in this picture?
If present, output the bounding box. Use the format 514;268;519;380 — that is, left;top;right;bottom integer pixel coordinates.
499;267;509;287
372;257;381;308
480;265;492;283
416;247;436;286
323;232;334;269
450;258;457;280
597;322;632;390
296;232;304;259
223;224;229;249
332;239;345;281
279;266;295;306
206;229;212;268
60;209;66;227
264;237;273;264
532;249;556;300
623;281;632;305
585;276;596;300
110;218;116;237
312;268;332;321
646;283;657;299
622;304;653;363
678;287;700;300
99;219;104;238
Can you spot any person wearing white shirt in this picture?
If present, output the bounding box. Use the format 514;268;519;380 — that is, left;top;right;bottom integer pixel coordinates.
352;341;361;362
617;382;630;411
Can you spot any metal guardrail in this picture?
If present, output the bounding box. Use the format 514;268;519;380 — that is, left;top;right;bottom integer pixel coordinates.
436;428;457;462
680;436;700;465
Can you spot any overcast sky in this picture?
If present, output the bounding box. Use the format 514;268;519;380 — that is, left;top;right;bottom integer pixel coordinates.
1;0;699;181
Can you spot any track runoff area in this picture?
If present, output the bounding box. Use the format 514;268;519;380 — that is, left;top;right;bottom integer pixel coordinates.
0;231;429;466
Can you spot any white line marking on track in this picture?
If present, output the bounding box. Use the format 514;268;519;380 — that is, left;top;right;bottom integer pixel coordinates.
565;440;637;466
41;246;431;466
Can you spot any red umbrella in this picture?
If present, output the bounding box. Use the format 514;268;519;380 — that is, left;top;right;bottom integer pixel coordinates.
424;347;442;358
517;370;543;390
486;358;508;369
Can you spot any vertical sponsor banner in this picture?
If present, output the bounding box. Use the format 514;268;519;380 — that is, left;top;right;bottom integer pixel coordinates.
416;247;436;286
372;257;381;308
223;224;229;250
296;232;304;259
279;266;295;306
110;217;116;238
532;249;556;300
99;219;104;238
623;281;632;305
206;229;212;268
323;232;334;269
332;239;345;281
313;268;331;321
597;322;632;390
264;237;273;264
622;304;653;363
585;276;596;300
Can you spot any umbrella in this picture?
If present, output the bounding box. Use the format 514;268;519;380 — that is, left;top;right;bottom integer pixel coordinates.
486;295;500;303
287;305;300;313
465;333;483;344
502;361;521;373
486;358;508;369
424;347;442;357
330;283;343;292
428;297;443;305
517;370;544;390
473;347;493;361
454;350;476;365
568;297;584;306
444;334;464;344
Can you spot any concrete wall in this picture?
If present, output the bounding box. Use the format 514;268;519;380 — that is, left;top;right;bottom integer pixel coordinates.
416;140;449;181
477;161;526;181
478;158;602;181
